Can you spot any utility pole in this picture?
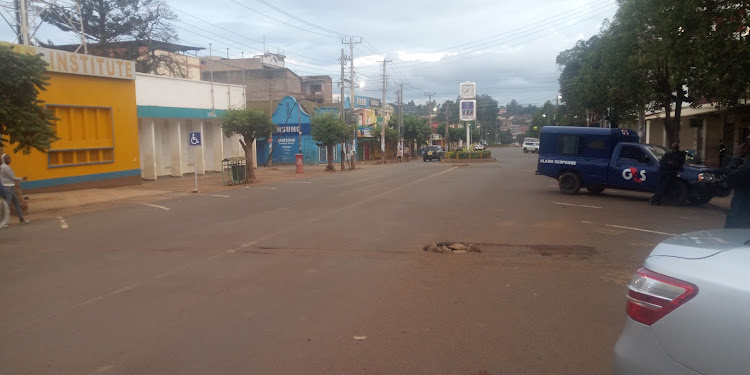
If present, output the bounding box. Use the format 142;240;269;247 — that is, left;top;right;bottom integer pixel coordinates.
344;37;361;169
398;83;404;154
379;58;391;164
226;48;231;108
444;104;451;150
340;48;347;170
16;0;29;44
424;92;435;146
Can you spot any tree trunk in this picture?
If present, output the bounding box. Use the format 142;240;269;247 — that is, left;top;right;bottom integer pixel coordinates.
326;144;335;171
242;138;256;183
340;144;345;171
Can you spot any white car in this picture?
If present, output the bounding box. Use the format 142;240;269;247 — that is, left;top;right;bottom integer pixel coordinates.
614;229;750;374
522;141;538;153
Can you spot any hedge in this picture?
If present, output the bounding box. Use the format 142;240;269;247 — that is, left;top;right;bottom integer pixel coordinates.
445;150;492;159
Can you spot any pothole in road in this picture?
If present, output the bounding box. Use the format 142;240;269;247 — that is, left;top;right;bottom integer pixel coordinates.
423;242;597;259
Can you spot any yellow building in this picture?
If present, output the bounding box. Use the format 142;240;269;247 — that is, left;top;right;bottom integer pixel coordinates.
1;43;140;192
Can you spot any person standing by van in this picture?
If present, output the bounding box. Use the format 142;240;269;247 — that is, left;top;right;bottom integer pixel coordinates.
650;143;686;205
725;135;750;228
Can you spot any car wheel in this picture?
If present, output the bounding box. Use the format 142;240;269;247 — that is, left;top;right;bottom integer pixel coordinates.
559;172;582;195
586;186;605;195
663;180;689;205
523;148;528;153
423;158;427;162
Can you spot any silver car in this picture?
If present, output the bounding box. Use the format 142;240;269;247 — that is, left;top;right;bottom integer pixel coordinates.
614;229;750;374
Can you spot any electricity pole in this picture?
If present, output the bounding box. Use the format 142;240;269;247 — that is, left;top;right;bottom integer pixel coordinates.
444;104;451;150
424;92;435;146
397;84;403;152
340;48;347;170
344;37;361;169
379;58;391;164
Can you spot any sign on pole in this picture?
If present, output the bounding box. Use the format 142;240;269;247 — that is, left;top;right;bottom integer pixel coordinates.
188;132;201;193
189;132;202;146
459;100;476;121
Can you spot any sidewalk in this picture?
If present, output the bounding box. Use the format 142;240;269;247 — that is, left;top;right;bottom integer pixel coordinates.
16;163;370;223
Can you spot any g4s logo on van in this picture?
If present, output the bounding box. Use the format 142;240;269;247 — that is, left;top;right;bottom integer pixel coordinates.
622;167;647;183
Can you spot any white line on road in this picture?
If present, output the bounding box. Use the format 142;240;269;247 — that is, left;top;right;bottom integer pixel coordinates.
143;203;170;211
202;194;230;198
57;216;69;229
605;224;675;236
553;202;602;209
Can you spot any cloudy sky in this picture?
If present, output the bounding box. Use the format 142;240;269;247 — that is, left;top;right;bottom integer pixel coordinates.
1;0;618;107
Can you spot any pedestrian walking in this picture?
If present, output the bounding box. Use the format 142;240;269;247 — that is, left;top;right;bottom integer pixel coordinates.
397;147;403;163
404;146;410;162
650;143;686;205
725;135;750;228
0;154;30;225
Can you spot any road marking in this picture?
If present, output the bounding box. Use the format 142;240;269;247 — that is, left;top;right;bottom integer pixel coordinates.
143;203;170;211
553;202;602;209
57;216;69;229
288;181;312;184
581;221;592;224
605;224;675;236
202;194;230;198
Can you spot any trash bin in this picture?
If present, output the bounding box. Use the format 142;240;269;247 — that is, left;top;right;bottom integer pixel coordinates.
295;154;304;173
222;157;248;185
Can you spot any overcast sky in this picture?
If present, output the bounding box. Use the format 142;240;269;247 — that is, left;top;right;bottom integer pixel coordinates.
2;0;618;107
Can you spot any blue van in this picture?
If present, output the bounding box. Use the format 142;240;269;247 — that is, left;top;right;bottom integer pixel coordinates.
536;127;730;205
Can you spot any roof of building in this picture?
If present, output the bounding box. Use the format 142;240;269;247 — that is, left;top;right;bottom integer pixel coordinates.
42;40;204;53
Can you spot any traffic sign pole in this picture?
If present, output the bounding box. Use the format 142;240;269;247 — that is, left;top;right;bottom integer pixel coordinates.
188;132;202;193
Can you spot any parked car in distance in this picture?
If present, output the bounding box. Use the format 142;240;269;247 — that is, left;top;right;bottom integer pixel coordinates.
474;140;488;150
522;141;539;153
423;146;444;162
614;229;750;375
512;142;520;147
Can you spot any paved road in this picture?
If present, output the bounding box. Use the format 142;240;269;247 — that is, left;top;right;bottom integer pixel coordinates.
0;147;727;374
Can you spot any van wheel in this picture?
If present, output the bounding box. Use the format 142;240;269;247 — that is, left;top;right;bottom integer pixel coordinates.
663;180;688;205
559;172;582;195
586;186;605;195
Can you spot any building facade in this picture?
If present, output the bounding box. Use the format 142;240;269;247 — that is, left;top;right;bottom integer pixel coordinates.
2;43;141;193
136;74;247;179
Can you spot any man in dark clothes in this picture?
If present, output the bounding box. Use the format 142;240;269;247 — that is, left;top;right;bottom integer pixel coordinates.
650;143;686;205
725;135;750;228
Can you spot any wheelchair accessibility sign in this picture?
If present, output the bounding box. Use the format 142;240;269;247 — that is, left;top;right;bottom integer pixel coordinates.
189;132;201;146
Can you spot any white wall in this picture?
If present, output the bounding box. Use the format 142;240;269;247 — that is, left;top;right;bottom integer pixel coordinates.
136;73;245;109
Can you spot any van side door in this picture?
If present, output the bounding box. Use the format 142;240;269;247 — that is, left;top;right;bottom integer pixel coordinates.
608;144;659;191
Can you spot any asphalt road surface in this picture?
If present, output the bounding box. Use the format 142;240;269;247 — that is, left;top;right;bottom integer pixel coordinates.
0;147;728;374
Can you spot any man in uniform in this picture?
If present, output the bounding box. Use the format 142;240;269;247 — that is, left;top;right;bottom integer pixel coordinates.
725;135;750;228
650;143;686;205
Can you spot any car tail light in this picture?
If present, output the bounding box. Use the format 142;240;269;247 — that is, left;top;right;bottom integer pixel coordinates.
625;267;698;326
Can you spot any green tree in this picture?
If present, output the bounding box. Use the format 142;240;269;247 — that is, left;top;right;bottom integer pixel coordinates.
499;130;514;144
401;115;431;149
41;0;185;77
311;112;350;171
0;45;58;154
221;108;275;182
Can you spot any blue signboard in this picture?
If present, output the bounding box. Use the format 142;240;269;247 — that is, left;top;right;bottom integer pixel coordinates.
188;132;201;146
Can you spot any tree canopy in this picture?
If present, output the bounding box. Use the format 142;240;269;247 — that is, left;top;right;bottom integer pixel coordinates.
221;108;275;181
311;112;350;171
0;45;58;154
557;0;750;145
41;0;185;76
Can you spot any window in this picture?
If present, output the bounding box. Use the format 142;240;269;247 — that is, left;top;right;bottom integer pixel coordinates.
558;135;582;155
47;105;115;167
618;146;648;164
